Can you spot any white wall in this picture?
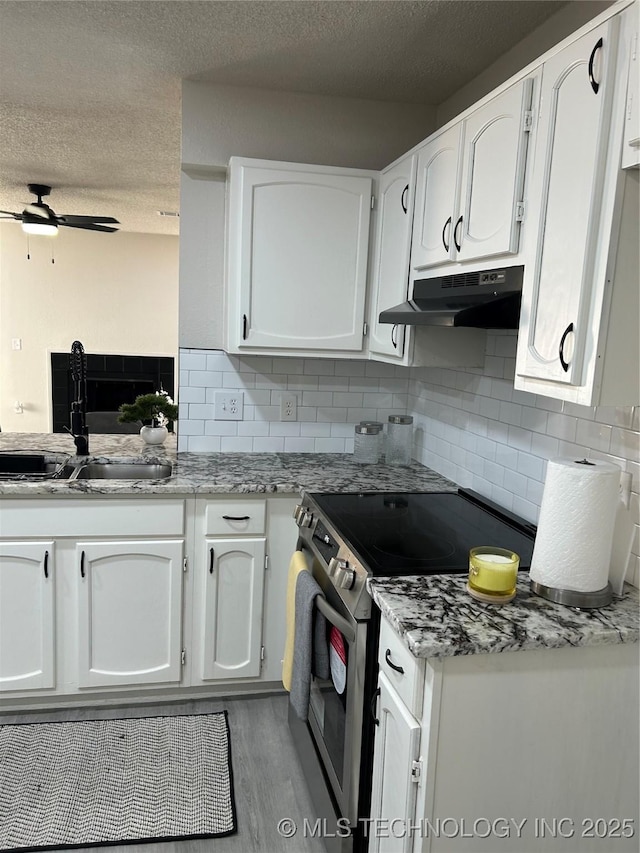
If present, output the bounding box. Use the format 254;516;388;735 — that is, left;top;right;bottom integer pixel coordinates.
435;0;614;126
0;224;179;432
182;80;437;171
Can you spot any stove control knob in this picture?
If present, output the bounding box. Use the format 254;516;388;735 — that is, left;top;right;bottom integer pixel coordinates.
300;511;314;528
335;564;357;590
328;557;346;577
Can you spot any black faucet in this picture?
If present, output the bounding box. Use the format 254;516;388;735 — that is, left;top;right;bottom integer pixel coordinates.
68;340;89;455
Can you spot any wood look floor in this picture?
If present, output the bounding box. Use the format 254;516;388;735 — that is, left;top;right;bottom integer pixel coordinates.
1;695;326;853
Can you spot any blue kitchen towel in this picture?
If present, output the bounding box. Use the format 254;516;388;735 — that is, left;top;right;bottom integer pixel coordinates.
290;570;328;720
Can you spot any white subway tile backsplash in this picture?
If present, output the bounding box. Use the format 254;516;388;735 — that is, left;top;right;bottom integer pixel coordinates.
221;437;254;452
253;437;285;452
180;352;207;371
187;435;221;452
575;419;612;453
179;342;639;588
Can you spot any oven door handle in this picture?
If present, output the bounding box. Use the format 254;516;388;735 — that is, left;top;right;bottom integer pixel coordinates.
316;595;356;644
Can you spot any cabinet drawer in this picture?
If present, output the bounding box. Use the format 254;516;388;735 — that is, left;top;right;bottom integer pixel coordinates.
0;498;185;537
205;499;266;535
378;617;424;717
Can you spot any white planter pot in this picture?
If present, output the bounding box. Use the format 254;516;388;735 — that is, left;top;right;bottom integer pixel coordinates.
140;425;168;445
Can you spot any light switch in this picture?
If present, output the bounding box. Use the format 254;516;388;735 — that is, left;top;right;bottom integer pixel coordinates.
11;338;22;350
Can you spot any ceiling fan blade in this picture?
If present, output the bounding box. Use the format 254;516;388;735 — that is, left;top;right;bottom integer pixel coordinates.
0;210;21;218
59;215;120;224
24;203;53;219
60;222;119;233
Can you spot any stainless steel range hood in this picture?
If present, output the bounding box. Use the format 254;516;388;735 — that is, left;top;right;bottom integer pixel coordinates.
378;265;524;329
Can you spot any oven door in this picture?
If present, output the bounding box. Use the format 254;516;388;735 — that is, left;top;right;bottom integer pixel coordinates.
288;551;369;852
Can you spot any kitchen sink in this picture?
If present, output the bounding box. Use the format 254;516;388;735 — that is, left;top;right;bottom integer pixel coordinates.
71;462;172;480
0;454;76;480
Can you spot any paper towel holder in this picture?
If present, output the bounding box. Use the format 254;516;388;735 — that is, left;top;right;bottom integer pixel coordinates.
530;580;613;609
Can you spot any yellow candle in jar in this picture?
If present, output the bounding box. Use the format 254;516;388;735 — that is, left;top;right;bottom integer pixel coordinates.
469;547;519;596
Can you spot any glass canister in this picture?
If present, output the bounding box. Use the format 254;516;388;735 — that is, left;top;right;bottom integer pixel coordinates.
353;423;382;464
385;415;413;466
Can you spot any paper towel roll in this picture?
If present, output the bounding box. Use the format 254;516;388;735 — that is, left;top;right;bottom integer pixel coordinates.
529;458;621;592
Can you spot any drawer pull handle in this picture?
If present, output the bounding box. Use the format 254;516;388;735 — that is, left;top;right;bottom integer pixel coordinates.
385;648;405;674
222;515;251;521
43;550;49;579
242;314;248;340
391;324;398;349
371;686;381;726
80;550;85;578
209;547;215;573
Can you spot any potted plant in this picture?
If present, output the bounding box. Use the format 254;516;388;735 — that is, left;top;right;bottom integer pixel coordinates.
118;390;178;445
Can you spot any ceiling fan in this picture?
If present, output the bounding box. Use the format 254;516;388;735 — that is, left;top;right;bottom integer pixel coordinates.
0;184;120;236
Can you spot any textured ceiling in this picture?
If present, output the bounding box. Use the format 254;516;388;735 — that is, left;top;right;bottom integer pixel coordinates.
0;0;568;236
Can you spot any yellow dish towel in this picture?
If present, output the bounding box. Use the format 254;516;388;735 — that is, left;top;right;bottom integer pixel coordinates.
282;550;309;692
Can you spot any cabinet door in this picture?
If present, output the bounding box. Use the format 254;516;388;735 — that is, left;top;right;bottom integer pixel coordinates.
369;155;417;360
622;30;639;169
456;78;533;262
369;672;421;853
517;19;619;386
229;160;372;352
77;540;184;688
201;537;266;680
411;124;461;271
0;542;55;691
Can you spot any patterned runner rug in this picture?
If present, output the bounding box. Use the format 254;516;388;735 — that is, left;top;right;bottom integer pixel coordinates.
0;712;237;851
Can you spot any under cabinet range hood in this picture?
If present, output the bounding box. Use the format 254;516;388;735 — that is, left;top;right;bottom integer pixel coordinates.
379;265;524;329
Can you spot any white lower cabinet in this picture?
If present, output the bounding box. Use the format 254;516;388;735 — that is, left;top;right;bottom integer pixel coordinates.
0;541;55;691
370;617;640;853
201;537;266;680
0;494;302;705
77;539;185;688
370;672;421;853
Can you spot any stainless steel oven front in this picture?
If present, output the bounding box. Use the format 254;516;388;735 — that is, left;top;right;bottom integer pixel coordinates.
289;499;380;853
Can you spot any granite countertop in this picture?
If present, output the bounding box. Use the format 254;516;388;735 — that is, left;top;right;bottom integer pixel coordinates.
368;573;640;659
0;433;455;496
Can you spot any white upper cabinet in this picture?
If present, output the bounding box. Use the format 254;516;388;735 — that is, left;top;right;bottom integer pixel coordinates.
411;79;533;273
622;29;639;168
412;124;462;270
226;158;373;356
456;78;533;263
515;13;639;405
368;154;417;360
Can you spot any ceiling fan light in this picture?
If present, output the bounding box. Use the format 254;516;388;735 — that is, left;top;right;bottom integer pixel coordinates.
22;219;58;236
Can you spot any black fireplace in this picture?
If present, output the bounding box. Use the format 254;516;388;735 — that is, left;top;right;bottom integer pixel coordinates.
51;352;175;434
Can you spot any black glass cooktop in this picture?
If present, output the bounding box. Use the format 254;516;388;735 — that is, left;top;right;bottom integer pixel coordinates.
310;490;536;577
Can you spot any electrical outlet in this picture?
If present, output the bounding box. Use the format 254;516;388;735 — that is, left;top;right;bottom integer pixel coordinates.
280;393;297;421
215;391;244;420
